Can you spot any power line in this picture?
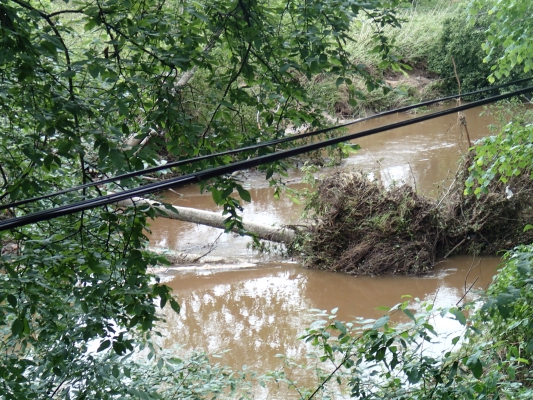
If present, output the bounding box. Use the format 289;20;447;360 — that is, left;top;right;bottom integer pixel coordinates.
1;84;532;232
1;76;531;211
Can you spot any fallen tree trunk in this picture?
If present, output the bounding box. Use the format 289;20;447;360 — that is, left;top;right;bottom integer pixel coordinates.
118;197;297;243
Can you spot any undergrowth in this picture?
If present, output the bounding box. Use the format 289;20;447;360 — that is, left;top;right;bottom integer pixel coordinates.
306;0;462;118
346;0;460;72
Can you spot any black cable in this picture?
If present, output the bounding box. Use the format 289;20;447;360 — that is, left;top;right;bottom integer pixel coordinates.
1;76;531;212
1;84;532;232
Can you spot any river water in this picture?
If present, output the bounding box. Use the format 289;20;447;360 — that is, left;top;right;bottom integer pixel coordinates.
148;105;503;388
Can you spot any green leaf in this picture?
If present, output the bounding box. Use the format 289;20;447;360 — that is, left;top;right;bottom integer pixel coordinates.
451;308;466;325
7;294;17;308
97;340;111;352
236;186;251;202
117;101;129;117
334;320;347;334
62;70;76;78
465;352;483;379
280;63;290;73
403;309;416;322
211;189;223;205
11;318;24;337
99;142;110;160
372;315;389;330
527;339;533;354
448;361;458;382
390;353;399;370
113;341;127;355
23;317;30;335
406;367;420;383
169;298;181;314
109;149;124;169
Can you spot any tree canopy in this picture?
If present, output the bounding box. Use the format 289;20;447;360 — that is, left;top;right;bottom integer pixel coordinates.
0;0;406;397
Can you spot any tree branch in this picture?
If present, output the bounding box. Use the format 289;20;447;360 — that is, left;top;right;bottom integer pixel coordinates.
200;40;253;144
10;0;76;104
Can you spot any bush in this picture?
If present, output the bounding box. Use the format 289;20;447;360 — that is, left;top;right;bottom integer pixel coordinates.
427;11;493;96
428;10;529;98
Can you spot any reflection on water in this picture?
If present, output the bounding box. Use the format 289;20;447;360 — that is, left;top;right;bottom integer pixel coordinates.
159;256;500;374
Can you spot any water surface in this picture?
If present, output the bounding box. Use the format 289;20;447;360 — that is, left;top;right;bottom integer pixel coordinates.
149;105;502;383
158;256;500;373
149;105;496;258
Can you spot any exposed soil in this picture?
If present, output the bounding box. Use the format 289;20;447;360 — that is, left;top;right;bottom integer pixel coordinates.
302;155;533;275
334;67;441;118
384;67;438;93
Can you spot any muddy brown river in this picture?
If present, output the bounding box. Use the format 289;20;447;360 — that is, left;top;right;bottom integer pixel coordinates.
148;105;503;388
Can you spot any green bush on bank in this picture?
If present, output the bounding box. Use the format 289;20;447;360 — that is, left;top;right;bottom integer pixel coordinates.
427;8;530;97
463;100;533;199
427;10;493;96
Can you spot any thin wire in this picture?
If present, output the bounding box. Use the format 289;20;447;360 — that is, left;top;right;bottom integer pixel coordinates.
1;76;531;211
1;85;532;232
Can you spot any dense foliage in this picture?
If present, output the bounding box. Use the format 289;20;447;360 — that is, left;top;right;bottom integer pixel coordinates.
0;0;409;397
427;10;493;96
466;121;533;196
470;0;533;82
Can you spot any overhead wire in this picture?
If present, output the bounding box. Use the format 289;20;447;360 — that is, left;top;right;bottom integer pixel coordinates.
1;76;531;212
1;84;532;232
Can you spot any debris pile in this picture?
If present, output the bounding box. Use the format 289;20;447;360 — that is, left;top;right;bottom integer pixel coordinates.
303;161;533;275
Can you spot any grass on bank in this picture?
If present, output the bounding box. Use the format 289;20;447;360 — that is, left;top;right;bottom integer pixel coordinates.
302;0;463;118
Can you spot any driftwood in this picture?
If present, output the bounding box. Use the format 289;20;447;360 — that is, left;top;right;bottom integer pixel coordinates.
303;166;533;275
118;197;297;243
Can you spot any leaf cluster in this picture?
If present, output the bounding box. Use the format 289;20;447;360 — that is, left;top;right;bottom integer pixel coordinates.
465;122;533;196
469;0;533;82
427;9;494;97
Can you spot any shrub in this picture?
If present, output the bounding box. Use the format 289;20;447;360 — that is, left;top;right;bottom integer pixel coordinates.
427;11;493;96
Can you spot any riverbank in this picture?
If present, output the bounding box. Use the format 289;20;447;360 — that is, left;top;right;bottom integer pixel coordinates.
307;0;462;119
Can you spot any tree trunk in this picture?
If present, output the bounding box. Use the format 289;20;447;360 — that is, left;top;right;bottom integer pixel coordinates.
118;197;298;243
